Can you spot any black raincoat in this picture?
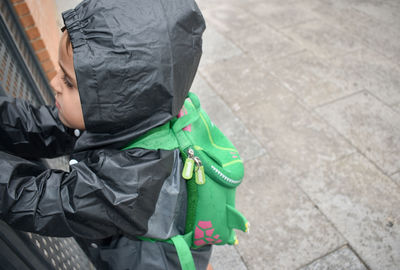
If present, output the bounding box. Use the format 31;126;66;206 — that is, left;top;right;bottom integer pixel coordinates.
0;0;210;269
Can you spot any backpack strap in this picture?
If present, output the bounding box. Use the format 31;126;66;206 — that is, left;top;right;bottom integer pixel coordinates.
187;92;201;109
172;108;198;134
170;234;196;270
122;122;179;150
137;233;195;270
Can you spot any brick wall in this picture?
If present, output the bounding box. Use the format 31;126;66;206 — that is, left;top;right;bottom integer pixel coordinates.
11;0;60;81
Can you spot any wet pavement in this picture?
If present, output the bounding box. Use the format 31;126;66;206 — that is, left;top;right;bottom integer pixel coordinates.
56;0;400;269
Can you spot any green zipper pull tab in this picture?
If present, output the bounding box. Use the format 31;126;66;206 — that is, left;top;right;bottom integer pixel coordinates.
182;148;195;180
194;157;205;185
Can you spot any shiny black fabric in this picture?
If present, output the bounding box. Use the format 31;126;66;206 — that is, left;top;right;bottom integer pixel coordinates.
0;97;76;158
0;0;208;268
63;0;205;133
0;104;176;239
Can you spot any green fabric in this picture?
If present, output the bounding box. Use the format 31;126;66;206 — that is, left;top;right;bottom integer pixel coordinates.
184;177;198;234
123;92;248;258
171;235;196;270
122;122;179;150
226;205;248;232
135;235;173;244
172;99;244;188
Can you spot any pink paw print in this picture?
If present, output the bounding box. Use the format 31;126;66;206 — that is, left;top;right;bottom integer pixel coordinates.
194;221;222;246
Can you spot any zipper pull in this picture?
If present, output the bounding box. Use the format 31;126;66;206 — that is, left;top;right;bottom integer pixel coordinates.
194;157;205;185
182;148;195;180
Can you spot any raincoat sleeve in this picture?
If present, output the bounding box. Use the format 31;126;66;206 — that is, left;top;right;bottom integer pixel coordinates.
0;147;180;239
0;97;76;158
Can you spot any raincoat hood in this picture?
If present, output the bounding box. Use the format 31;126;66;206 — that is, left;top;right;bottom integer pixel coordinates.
62;0;205;134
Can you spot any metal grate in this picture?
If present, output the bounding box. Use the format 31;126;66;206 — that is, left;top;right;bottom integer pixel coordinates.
0;33;38;105
26;233;94;270
0;1;95;269
0;0;53;104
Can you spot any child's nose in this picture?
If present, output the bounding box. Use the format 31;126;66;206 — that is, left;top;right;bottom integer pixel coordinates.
50;71;62;96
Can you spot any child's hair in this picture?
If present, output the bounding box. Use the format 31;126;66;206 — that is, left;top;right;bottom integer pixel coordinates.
64;34;72;57
60;27;72;57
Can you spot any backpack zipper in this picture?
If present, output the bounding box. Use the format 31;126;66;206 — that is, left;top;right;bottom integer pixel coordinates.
182;148;205;185
194;156;205;185
182;148;195;180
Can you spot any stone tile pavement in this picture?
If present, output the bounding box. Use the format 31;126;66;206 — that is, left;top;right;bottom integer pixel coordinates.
195;0;400;269
55;0;400;269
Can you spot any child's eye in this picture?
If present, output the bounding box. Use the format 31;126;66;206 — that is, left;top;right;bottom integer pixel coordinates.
62;74;74;88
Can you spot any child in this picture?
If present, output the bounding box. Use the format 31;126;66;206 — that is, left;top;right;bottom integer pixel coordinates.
0;0;211;269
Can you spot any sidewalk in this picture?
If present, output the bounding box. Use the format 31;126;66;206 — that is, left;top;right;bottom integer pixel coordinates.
193;0;400;269
55;0;400;269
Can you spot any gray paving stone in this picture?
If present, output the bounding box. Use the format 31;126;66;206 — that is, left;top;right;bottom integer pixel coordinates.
282;20;364;59
392;103;400;114
244;1;319;29
299;246;367;270
262;51;353;109
199;25;243;67
195;0;213;11
264;49;400;108
325;49;400;106
197;0;260;10
210;245;247;270
233;93;355;176
235;154;345;270
350;0;400;26
313;0;377;27
316;91;400;175
200;94;266;163
201;4;259;34
264;51;332;84
391;172;400;187
294;153;400;270
233;24;303;64
200;55;295;109
191;74;217;100
346;20;400;67
313;0;400;61
234;0;299;9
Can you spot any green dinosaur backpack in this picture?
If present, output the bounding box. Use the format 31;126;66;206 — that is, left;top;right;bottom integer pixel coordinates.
123;92;249;270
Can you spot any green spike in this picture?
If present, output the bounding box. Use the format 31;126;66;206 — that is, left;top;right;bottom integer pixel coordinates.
227;231;237;245
226;205;248;232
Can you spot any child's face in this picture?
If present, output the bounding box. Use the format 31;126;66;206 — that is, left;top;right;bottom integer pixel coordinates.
51;31;85;130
